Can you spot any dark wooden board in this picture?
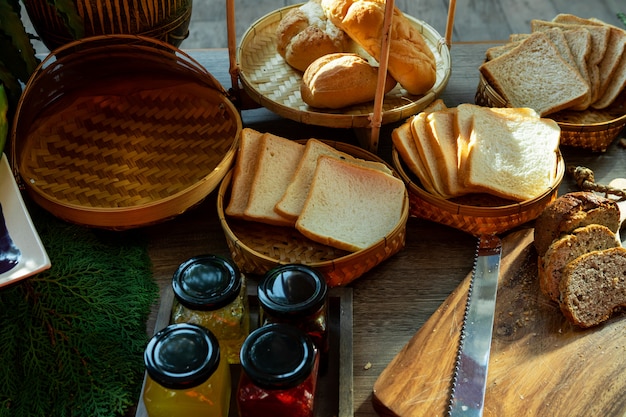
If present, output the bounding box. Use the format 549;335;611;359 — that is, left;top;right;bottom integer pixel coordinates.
372;228;626;417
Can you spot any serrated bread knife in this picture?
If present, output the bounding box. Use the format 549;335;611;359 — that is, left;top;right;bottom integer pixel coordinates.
448;234;502;417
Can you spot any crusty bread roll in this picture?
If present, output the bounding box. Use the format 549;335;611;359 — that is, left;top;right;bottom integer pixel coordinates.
321;0;436;95
276;0;352;72
300;52;397;109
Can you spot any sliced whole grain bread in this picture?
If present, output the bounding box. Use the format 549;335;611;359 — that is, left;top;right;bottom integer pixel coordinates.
559;246;626;327
540;224;620;301
479;31;590;116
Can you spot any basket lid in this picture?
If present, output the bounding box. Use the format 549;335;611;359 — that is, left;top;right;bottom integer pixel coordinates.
11;35;242;229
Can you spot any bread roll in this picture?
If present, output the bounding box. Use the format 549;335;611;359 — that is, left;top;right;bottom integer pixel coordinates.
276;0;352;72
321;0;436;95
300;52;397;109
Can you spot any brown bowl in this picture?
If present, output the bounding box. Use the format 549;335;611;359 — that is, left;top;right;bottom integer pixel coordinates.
392;146;565;236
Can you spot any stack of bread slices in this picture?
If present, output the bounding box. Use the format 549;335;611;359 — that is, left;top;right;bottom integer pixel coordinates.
480;13;626;116
392;100;560;201
534;191;626;328
225;128;406;252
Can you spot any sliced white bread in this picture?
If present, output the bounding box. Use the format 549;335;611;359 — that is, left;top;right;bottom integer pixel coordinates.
275;139;391;220
425;108;464;196
559;246;626;328
410;112;452;198
479;31;590;116
243;133;305;226
540;224;620;302
391;117;439;196
464;108;560;201
225;128;265;218
295;155;406;252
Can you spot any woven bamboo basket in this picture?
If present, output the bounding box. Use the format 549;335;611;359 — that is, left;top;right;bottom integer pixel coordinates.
392;147;565;236
227;0;456;152
11;35;242;229
476;73;626;152
217;140;409;287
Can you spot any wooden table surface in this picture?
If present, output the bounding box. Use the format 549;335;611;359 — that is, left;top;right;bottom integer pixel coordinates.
140;43;626;417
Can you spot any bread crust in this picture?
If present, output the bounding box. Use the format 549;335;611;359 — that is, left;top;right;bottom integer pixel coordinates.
300;52;396;108
276;1;351;72
533;191;621;257
321;0;436;95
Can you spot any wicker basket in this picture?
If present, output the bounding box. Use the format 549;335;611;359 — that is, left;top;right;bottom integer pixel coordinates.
234;4;451;131
392;147;565;236
476;73;626;152
11;35;242;229
217;140;409;287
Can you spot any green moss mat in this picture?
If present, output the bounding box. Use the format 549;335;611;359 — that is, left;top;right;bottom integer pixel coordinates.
0;204;159;417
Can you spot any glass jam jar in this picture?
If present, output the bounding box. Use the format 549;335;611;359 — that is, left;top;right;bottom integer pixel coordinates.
142;323;231;417
171;254;249;364
237;323;320;417
257;264;329;353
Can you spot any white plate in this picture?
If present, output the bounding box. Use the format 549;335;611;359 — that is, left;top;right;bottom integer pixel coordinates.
0;153;50;288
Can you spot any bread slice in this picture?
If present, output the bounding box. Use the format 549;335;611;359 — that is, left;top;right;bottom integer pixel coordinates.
540;224;620;301
225;128;265;218
552;14;626;105
531;19;610;103
559;246;626;328
560;27;593;108
463;108;560;201
479;31;590;116
410;112;451;198
425;108;464;196
243;133;305;226
275;139;391;220
391;118;439;196
295;155;405;252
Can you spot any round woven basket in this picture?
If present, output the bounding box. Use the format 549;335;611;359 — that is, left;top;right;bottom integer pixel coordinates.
392;147;565;236
11;35;241;229
476;73;626;152
236;3;451;129
217;140;409;287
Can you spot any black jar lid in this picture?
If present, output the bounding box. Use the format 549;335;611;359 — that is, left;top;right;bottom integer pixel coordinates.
144;323;221;390
257;264;328;318
239;323;316;390
172;254;241;311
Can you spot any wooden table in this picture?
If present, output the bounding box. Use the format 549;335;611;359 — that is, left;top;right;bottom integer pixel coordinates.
140;43;626;417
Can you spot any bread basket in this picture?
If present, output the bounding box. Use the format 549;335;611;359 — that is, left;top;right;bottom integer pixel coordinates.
392;147;565;236
476;73;626;152
217;140;409;287
10;35;242;229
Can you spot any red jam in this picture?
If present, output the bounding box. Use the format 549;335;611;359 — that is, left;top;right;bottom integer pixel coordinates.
237;324;320;417
257;264;329;353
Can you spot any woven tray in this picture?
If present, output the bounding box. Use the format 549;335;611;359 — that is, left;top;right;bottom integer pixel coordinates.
476;73;626;152
11;35;242;229
236;3;451;129
217;140;409;287
392;147;565;236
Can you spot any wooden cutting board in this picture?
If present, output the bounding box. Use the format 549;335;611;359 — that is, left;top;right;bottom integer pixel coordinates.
372;228;626;417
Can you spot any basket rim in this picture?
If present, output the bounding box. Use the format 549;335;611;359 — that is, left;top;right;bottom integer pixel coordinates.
11;34;243;229
392;146;565;218
478;73;626;129
217;140;409;270
236;3;452;128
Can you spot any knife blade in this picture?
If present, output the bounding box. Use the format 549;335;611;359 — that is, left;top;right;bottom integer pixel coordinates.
448;234;502;417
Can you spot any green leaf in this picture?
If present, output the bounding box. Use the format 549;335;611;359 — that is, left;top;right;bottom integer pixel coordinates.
48;0;85;39
0;0;39;77
618;12;626;28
